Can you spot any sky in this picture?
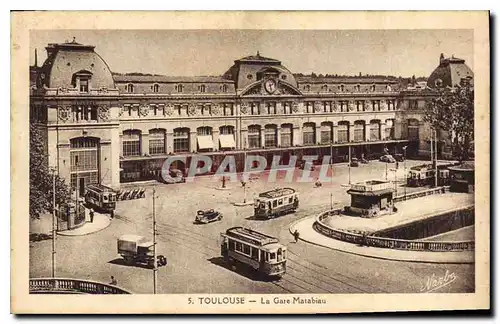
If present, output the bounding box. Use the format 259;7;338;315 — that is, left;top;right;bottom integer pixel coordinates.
30;29;474;78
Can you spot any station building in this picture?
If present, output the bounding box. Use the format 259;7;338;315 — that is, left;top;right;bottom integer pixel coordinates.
29;40;473;191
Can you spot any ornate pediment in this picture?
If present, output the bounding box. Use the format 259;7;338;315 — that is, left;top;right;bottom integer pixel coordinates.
240;80;302;96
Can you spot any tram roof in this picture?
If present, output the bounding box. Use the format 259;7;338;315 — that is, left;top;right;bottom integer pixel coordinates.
225;227;279;246
86;183;115;193
258;187;296;199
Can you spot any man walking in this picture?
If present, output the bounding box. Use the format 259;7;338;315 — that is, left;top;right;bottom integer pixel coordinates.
109;276;117;285
89;208;94;223
293;230;300;243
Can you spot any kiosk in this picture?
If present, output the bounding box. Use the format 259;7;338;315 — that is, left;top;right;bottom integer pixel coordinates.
345;180;396;218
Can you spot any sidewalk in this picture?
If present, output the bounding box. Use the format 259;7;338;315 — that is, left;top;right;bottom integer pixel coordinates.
57;211;111;237
289;216;474;264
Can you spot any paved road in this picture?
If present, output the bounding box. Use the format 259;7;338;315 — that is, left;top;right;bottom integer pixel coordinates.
29;159;475;294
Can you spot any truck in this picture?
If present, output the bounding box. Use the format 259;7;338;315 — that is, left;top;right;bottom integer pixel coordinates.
117;234;167;268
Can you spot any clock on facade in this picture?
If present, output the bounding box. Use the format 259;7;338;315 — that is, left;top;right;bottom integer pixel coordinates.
264;79;277;94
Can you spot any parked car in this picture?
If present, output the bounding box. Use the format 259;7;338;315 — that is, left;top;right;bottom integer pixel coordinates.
350;158;360;167
195;209;223;224
380;154;396;163
394;154;405;162
162;168;186;184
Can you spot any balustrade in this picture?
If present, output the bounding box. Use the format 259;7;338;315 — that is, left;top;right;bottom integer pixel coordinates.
29;278;131;294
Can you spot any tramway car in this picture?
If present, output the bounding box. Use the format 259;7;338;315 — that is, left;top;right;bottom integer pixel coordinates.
84;184;117;213
220;227;287;277
407;164;452;187
254;187;299;219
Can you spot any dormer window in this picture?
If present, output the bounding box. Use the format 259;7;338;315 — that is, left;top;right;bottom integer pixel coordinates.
304;84;311;92
371;84;376;92
356;84;361;92
153;84;159;93
126;84;134;93
321;84;328;92
199;84;206;93
339;84;345;92
175;84;184;93
221;84;228;93
72;70;93;93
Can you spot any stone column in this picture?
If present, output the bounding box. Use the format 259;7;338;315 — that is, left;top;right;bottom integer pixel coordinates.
240;129;248;150
365;122;371;142
394;119;403;140
293;125;302;146
349;123;355;143
260;127;265;148
380;123;387;141
166;131;174;154
332;125;338;143
212;129;220;151
315;125;321;145
141;132;149;156
276;126;281;147
190;131;197;153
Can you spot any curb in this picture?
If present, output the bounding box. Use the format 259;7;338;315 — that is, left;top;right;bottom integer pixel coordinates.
289;216;474;264
57;218;112;237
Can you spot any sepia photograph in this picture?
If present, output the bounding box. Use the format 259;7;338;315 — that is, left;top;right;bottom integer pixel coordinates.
11;11;490;314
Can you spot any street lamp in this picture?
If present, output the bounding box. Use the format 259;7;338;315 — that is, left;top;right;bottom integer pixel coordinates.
402;146;407;199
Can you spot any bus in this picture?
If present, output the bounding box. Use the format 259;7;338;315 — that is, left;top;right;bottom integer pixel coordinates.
84;184;117;213
220;227;287;277
254;187;299;219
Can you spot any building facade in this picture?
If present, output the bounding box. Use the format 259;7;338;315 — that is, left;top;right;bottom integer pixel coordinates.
29;40;472;191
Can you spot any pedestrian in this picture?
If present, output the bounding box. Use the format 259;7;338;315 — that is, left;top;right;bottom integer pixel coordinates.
110;276;117;285
110;209;114;219
396;161;399;169
89;208;94;223
293;230;300;243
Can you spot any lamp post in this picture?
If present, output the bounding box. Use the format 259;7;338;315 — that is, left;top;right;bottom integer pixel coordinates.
402;146;407;199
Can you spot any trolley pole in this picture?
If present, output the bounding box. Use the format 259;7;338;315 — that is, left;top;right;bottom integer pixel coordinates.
51;168;56;278
403;146;407;199
330;141;333;210
434;129;438;187
153;188;157;294
348;144;351;185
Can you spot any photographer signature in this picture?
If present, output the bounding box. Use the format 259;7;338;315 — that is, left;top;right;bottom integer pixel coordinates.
420;270;457;293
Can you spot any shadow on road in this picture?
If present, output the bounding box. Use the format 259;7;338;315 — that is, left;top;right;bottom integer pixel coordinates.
29;233;53;242
108;258;153;270
244;215;267;221
207;257;278;283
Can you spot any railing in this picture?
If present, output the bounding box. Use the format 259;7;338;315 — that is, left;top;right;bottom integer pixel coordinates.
314;207;474;252
29;278;132;294
393;186;450;203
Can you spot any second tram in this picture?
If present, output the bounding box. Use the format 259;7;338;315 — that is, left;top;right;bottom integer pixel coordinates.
220;227;287;277
84;184;117;213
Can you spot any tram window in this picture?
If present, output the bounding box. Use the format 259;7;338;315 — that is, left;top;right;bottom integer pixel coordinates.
273;200;278;208
260;250;265;261
282;250;286;259
289;197;293;204
251;247;258;260
278;199;283;206
243;245;250;255
270;252;276;260
230;240;236;251
236;242;242;251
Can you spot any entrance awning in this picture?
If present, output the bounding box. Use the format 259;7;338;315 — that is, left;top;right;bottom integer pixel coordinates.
219;134;236;149
197;135;214;150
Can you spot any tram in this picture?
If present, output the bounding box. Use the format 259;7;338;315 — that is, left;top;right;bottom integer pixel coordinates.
407;164;452;187
254;187;299;219
84;184;117;213
220;227;287;277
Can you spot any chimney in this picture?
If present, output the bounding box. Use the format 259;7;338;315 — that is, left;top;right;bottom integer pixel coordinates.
440;53;445;64
34;48;38;67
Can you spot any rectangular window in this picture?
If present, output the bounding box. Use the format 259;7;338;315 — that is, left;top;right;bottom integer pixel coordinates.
173;130;190;153
149;133;165;155
79;78;89;92
337;124;349;143
280;128;292;148
321;130;332;144
303;126;315;145
264;129;276;148
354;127;364;142
273;200;278;208
370;124;381;141
122;132;141;157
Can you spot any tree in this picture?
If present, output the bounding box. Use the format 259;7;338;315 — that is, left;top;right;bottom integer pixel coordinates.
423;85;474;162
30;124;71;219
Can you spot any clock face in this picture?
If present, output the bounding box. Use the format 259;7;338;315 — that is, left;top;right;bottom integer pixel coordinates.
264;79;277;93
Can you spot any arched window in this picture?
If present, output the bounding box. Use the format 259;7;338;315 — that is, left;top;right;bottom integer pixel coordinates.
72;70;92;93
356;84;361;92
407;119;419;140
173;128;190;153
339;84;345;92
353;121;365;142
370;120;381;141
248;125;261;149
320;122;333;144
197;127;214;151
337;121;349;143
302;122;316;145
126;84;134;93
122;130;141;157
149;129;166;155
153;84;159;93
280;124;293;147
70;137;100;192
220;125;234;135
264;125;277;148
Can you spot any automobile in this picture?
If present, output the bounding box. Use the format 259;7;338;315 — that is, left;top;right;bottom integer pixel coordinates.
195;209;223;224
117;234;167;268
350;158;360;167
162;168;186;184
379;154;396;163
394;154;405;162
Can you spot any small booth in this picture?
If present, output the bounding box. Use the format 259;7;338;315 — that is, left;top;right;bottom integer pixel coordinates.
449;162;475;193
345;180;396;218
